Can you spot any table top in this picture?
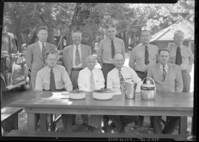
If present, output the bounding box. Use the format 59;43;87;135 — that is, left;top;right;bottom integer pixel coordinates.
9;91;193;112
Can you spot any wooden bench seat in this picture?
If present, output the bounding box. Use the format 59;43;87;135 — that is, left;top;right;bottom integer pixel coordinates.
6;130;190;141
1;107;23;133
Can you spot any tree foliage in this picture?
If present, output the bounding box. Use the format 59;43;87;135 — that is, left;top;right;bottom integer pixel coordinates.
3;2;194;51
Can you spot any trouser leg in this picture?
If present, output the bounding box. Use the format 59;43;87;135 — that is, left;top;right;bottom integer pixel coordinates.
150;116;163;134
82;114;89;124
61;114;76;132
181;70;191;92
70;70;80;90
134;71;147;127
121;115;139;126
162;116;180;134
101;64;115;126
108;115;123;129
90;115;103;128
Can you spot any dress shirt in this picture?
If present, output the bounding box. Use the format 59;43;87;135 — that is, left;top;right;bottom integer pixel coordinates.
107;66;142;93
97;37;125;65
35;65;73;91
167;44;194;73
38;40;46;52
78;67;105;92
73;44;82;68
160;64;168;73
129;44;159;72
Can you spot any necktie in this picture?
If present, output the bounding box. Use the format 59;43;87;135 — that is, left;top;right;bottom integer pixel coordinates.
111;40;115;58
176;47;182;65
163;65;167;81
75;45;81;66
42;42;46;64
90;71;96;91
145;46;149;65
50;69;56;91
119;69;125;92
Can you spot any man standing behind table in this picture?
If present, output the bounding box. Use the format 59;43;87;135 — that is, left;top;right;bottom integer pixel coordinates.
107;54;142;133
62;29;91;127
129;30;159;128
167;30;194;93
97;23;125;129
147;48;183;134
26;26;56;91
78;55;105;133
35;51;74;132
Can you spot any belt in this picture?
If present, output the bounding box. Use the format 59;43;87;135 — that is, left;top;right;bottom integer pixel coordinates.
43;88;66;92
135;70;147;74
103;63;114;66
72;68;83;71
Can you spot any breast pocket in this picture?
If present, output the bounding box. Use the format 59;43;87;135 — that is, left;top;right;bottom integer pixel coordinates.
181;51;189;59
149;53;156;61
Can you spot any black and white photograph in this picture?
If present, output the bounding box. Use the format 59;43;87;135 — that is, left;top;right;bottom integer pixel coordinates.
1;1;195;141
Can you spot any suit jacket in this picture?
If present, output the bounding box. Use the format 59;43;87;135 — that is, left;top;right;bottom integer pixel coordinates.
26;41;56;90
62;44;91;75
147;63;183;93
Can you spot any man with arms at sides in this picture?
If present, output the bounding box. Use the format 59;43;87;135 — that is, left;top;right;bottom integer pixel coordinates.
62;29;91;127
147;48;183;134
78;55;105;133
129;30;159;128
167;30;194;93
97;23;125;129
26;26;57;131
107;54;142;133
26;26;57;91
35;51;74;132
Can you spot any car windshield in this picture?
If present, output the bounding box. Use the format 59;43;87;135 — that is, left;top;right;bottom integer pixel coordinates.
1;36;9;54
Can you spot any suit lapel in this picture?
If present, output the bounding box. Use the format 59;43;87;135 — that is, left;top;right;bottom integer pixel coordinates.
35;42;42;59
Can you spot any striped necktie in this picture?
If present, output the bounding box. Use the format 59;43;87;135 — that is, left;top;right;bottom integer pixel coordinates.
119;69;125;92
163;65;167;80
42;42;46;65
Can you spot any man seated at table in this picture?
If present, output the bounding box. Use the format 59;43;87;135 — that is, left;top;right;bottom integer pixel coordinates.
147;48;183;134
35;51;74;132
107;53;142;133
78;55;105;133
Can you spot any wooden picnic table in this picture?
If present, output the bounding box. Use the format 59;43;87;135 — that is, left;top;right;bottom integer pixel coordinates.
9;91;193;135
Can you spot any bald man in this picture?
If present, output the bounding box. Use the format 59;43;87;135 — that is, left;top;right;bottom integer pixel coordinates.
107;54;142;133
78;55;105;133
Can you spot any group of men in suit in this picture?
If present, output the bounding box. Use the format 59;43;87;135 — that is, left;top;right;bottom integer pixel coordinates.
26;23;193;134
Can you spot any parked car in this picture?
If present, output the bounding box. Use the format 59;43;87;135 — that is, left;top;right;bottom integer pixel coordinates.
1;32;31;91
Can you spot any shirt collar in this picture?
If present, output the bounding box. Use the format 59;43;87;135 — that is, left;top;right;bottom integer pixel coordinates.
46;65;57;71
73;44;81;49
106;36;115;42
159;63;168;69
38;40;46;46
141;43;150;48
115;66;124;72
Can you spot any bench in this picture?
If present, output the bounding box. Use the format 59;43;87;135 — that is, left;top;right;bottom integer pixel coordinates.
6;130;190;141
1;107;23;135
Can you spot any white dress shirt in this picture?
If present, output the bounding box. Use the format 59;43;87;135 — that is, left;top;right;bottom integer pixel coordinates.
107;66;142;94
160;64;168;73
78;67;105;92
35;65;73;91
73;44;82;68
38;41;46;52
